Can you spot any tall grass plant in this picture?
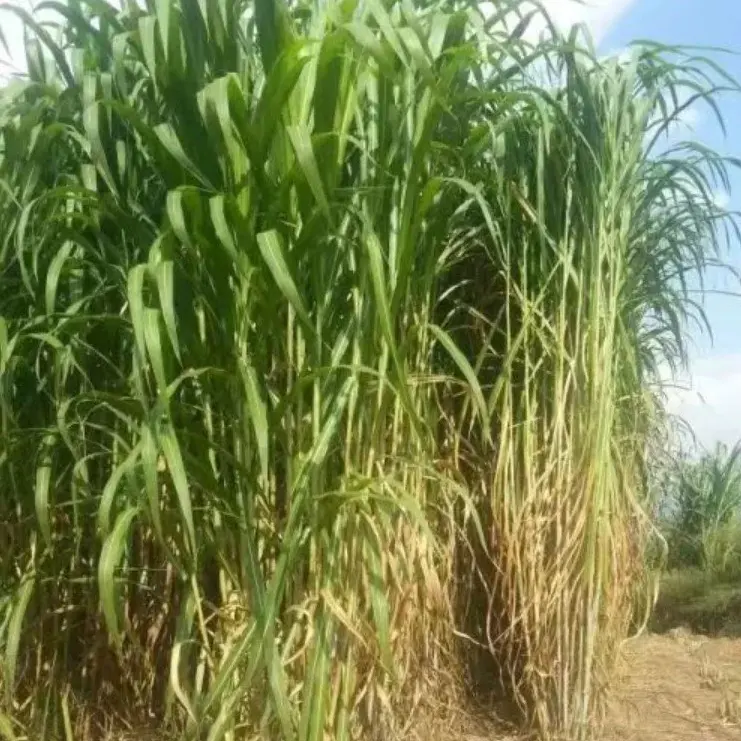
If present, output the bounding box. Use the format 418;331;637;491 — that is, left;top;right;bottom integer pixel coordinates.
0;1;737;739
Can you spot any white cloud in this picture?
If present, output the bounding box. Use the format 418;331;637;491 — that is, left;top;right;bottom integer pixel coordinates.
658;101;705;143
0;0;44;75
675;104;702;131
609;47;635;65
534;0;638;43
713;190;730;210
0;14;25;74
664;354;741;450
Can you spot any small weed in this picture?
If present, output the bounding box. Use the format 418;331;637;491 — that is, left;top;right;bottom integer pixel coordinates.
720;690;741;726
699;655;725;689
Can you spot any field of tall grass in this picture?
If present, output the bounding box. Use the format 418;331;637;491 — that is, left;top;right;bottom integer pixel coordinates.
652;443;741;634
0;1;738;740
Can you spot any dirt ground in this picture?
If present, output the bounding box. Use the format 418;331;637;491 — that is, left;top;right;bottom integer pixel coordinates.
603;632;741;740
445;632;741;741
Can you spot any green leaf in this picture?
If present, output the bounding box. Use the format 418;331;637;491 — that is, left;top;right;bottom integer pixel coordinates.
138;14;159;84
155;259;181;363
156;0;172;61
155;125;214;189
361;516;393;676
160;423;197;561
0;712;17;741
98;506;139;644
254;0;292;73
98;443;142;538
141;422;166;545
242;363;269;488
209;194;240;263
343;22;395;77
287;124;331;219
83;102;118;197
170;590;198;724
256;230;312;330
428;323;491;439
143;307;168;398
127;264;149;366
34;433;56;549
0;317;11;375
4;575;35;704
252;42;310;161
44;240;75;315
363;226;424;440
298;607;334;741
366;0;406;64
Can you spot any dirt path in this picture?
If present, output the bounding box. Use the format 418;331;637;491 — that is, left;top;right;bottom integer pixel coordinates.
604;633;741;740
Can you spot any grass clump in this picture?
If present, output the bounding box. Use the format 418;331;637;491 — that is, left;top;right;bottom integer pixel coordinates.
0;1;737;740
653;570;741;635
653;444;741;635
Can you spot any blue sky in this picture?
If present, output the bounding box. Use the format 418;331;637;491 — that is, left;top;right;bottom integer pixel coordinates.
543;0;741;450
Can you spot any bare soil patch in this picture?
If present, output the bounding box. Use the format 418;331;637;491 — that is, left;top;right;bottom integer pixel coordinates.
603;632;741;740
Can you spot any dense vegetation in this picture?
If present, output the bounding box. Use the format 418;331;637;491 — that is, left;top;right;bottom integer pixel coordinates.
0;1;737;739
653;443;741;634
661;443;741;574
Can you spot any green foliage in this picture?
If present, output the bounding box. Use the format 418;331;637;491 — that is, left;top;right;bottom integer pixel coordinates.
661;443;741;574
652;568;741;635
0;1;736;740
652;445;741;637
